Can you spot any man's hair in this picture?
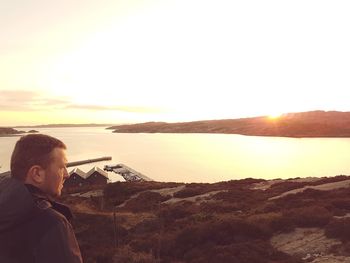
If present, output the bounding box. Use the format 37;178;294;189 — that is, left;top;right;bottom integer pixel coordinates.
10;134;67;181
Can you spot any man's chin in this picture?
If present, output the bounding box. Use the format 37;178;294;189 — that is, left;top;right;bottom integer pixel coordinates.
56;184;64;196
56;189;62;197
49;189;61;199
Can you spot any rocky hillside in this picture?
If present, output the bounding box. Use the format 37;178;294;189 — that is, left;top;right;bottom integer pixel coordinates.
108;111;350;137
61;175;350;263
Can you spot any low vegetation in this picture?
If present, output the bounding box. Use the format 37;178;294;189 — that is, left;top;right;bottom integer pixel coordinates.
61;175;350;263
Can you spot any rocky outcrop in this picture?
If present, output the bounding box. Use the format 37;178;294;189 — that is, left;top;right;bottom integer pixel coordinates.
0;127;25;136
271;228;342;261
270;227;350;262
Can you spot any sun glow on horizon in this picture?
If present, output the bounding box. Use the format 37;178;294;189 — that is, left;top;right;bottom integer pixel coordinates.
267;113;283;120
1;0;350;126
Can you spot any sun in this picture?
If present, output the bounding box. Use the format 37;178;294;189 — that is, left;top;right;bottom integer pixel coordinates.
268;113;283;120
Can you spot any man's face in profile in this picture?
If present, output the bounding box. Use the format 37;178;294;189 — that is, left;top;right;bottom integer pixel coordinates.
41;148;69;198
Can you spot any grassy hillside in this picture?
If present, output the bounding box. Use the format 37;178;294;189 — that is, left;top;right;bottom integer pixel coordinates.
61;175;350;263
108;111;350;137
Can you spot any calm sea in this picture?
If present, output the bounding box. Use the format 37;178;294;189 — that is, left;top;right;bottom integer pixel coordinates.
1;127;350;183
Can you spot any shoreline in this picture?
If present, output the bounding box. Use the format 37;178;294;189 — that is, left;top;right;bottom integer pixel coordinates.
0;134;23;137
111;131;350;138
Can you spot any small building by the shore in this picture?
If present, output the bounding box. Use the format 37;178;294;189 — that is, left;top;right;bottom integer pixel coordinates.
85;167;108;185
65;168;87;188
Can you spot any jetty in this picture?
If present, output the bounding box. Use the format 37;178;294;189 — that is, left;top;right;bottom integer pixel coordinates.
104;164;152;182
66;156;112;168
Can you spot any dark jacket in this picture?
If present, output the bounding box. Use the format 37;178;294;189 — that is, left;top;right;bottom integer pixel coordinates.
0;176;83;263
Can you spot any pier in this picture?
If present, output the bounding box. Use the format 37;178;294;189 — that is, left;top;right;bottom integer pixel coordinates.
104;164;152;182
67;156;112;168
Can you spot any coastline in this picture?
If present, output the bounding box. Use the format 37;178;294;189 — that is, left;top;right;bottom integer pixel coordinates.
0;134;23;137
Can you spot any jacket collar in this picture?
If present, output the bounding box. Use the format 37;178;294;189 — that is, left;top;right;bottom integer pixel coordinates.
24;184;53;201
24;184;73;222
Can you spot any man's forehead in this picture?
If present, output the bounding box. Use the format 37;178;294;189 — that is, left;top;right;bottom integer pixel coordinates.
51;148;68;161
62;149;68;163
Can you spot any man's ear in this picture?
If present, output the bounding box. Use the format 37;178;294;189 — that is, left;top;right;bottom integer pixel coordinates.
26;165;46;184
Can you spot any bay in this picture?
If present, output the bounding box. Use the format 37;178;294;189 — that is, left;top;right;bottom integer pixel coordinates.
1;127;350;183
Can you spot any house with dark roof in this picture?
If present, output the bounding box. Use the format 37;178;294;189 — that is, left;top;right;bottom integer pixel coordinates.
64;168;88;188
85;167;109;185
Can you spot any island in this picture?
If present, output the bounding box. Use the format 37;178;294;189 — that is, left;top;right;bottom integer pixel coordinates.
0;127;26;137
108;110;350;137
15;123;113;128
0;127;40;137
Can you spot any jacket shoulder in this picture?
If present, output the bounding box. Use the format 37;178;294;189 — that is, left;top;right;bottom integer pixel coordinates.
34;205;83;263
33;199;72;231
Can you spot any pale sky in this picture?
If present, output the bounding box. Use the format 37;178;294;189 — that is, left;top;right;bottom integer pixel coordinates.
1;0;350;126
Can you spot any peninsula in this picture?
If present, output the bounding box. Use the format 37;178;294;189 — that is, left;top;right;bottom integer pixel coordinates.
108;111;350;137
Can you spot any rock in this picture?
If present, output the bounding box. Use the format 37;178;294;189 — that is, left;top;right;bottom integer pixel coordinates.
271;228;343;261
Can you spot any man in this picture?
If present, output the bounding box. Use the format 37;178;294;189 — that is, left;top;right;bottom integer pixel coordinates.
0;134;83;263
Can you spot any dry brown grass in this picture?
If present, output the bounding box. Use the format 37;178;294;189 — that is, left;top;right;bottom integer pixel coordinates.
64;176;350;263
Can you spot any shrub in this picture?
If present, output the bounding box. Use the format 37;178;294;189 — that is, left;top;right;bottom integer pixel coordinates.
182;241;302;263
248;212;294;235
158;202;199;223
131;218;162;234
331;198;350;211
73;212;131;262
104;181;180;206
284;206;332;227
112;246;155;263
268;181;308;196
214;178;265;189
129;233;161;254
325;217;350;241
173;187;205;198
123;191;171;212
309;175;349;186
167;218;269;259
200;201;241;214
272;189;329;210
213;188;265;203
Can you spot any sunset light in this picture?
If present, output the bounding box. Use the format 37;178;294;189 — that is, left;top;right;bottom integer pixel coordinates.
2;2;350;261
268;113;283;120
1;0;350;126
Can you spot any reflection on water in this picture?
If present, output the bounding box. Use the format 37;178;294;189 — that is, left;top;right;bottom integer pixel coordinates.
1;127;350;183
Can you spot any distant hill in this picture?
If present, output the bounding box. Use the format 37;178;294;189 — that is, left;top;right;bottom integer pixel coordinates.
108;111;350;137
15;123;113;128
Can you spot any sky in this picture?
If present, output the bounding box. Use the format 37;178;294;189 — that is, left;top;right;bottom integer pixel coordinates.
1;0;350;126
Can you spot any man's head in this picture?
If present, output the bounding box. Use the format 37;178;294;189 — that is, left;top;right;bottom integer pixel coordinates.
11;134;69;198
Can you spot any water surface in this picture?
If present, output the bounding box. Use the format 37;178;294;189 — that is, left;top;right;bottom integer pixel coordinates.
1;127;350;183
